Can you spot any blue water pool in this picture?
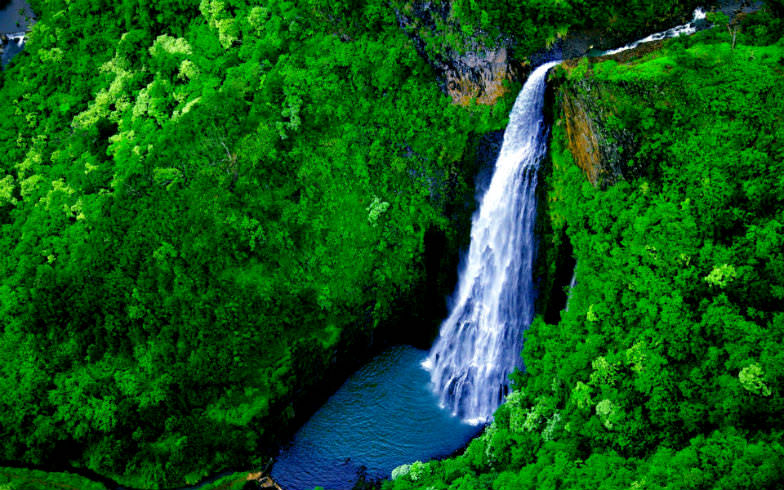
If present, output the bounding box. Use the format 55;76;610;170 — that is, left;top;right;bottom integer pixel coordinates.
0;0;32;33
270;346;482;490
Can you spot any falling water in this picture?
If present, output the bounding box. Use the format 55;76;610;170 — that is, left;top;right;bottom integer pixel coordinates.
565;269;577;312
423;6;714;425
423;61;560;423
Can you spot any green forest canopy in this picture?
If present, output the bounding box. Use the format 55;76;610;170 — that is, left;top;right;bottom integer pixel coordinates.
0;0;510;486
386;8;784;490
0;1;782;489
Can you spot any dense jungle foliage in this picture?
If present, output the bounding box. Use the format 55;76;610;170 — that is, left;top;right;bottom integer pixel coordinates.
0;467;109;490
0;466;250;490
396;0;703;65
386;7;784;490
455;0;703;44
1;0;782;489
0;0;513;487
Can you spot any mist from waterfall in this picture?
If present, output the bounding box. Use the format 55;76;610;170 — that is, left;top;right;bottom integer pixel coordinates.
423;61;560;424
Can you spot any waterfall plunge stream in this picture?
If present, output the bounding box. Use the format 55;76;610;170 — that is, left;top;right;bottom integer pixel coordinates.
424;7;710;425
271;63;560;490
423;61;560;424
270;14;713;486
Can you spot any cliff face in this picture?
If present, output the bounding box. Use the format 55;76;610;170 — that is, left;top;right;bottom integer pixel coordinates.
561;85;605;186
393;1;700;107
552;42;666;187
532;42;667;319
394;2;527;106
559;82;635;188
443;46;524;106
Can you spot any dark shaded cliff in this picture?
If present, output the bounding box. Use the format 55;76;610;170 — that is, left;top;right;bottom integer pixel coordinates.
392;0;709;106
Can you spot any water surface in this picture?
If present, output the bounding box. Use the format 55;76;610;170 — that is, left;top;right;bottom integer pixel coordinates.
270;346;481;490
1;0;32;67
0;0;31;32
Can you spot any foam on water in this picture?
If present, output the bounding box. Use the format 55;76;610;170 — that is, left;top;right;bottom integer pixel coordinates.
602;8;706;56
424;61;560;423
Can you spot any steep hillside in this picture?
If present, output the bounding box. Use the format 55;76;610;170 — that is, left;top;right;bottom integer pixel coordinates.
391;0;704;105
0;0;512;486
1;1;782;489
386;7;784;490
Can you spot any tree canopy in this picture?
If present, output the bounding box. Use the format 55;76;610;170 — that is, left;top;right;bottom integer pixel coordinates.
386;7;784;490
2;1;782;489
0;0;510;486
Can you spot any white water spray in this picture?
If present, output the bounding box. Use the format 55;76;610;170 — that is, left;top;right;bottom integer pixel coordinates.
602;8;706;56
423;61;560;424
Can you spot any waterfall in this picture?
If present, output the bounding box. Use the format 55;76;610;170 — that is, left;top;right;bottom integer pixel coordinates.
565;268;577;312
423;61;560;424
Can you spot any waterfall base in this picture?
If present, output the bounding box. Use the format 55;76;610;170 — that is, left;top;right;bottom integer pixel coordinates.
270;346;481;490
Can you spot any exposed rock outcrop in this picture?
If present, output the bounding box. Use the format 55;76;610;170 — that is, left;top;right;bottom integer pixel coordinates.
553;41;665;187
443;46;525;106
245;471;283;490
394;2;528;106
393;1;698;107
560;86;604;186
558;83;632;188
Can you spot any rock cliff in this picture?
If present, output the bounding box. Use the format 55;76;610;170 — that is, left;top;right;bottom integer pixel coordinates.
551;41;667;188
393;1;704;107
394;2;527;106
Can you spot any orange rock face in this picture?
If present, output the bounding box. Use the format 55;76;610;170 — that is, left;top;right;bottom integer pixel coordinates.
562;88;603;186
445;47;526;106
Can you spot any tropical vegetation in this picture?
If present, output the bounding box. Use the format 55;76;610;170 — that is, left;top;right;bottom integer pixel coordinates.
1;1;782;489
386;6;784;490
